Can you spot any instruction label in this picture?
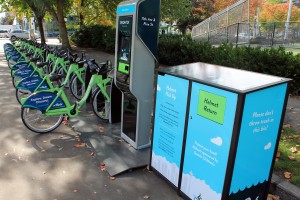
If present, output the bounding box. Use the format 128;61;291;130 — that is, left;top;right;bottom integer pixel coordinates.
198;90;226;124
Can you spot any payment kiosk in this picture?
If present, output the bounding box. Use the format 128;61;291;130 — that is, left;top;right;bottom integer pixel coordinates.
114;0;160;149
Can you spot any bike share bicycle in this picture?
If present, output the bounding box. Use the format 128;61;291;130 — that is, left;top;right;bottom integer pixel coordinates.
20;59;113;133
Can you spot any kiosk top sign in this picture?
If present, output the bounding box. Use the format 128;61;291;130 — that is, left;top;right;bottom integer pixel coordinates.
117;5;135;14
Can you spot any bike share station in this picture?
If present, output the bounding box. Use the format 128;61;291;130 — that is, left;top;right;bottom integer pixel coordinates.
150;63;291;200
80;0;160;176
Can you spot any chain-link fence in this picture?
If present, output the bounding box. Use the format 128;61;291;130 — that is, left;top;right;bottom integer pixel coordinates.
192;0;249;45
193;21;300;48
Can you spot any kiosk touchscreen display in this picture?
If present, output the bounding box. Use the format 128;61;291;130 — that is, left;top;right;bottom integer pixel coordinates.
117;15;133;75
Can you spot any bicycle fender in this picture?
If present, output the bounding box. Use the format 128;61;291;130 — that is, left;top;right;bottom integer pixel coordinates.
22;92;66;111
14;68;39;79
11;61;30;71
16;77;49;92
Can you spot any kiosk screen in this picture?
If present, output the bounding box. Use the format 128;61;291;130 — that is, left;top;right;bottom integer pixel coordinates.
117;16;133;75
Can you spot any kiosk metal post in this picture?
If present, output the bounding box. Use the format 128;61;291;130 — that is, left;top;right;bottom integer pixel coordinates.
114;0;160;149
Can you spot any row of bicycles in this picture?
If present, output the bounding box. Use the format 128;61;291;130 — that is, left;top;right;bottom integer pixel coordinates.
4;38;113;133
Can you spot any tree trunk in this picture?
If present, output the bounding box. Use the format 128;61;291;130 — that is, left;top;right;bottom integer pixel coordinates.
57;0;70;49
37;16;46;44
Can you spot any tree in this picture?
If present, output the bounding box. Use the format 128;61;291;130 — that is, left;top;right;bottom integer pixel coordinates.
260;1;300;22
0;12;14;25
0;0;47;44
176;0;215;35
161;0;192;22
25;0;46;44
44;0;71;49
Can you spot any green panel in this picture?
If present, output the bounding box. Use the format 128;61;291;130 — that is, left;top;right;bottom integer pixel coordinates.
118;62;129;74
197;90;227;124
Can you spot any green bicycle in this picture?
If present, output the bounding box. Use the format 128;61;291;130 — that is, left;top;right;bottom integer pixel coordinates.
20;59;112;133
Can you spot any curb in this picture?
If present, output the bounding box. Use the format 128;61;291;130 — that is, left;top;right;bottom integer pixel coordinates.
271;174;300;200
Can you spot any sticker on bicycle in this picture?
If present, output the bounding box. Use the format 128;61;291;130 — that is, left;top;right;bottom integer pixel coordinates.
9;55;22;62
23;92;66;111
17;77;49;92
11;61;30;71
14;68;39;78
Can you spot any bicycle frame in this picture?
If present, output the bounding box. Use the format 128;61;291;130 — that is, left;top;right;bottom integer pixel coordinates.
17;60;85;102
22;71;111;118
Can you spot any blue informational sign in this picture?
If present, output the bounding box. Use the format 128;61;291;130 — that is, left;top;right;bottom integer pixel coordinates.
229;84;287;200
17;77;49;92
14;68;39;79
23;92;65;111
116;5;135;14
151;74;189;187
11;61;30;71
180;82;238;200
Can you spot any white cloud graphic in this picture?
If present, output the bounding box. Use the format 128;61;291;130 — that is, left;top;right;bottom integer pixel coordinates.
210;137;223;146
264;142;272;150
157;84;161;91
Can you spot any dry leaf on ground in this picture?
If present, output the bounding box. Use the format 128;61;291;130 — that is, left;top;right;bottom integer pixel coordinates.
290;147;298;153
99;126;105;133
276;151;281;158
283;124;291;128
288;155;296;160
284;171;292;179
74;143;86;148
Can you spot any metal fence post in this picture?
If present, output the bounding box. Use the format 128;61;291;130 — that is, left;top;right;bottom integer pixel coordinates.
271;22;276;47
235;23;240;48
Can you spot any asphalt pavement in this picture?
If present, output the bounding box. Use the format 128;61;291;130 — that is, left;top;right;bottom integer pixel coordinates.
0;38;300;200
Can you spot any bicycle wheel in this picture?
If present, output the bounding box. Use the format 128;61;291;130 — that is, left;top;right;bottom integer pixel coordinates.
92;87;110;121
12;76;23;88
70;74;85;100
16;88;32;104
21;107;64;133
57;67;68;87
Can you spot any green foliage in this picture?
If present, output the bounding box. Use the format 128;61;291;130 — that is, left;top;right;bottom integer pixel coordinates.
70;24;115;53
158;35;300;95
71;27;300;95
274;127;300;187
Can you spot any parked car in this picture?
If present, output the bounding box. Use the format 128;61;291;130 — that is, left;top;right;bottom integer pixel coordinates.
9;30;40;40
0;29;9;38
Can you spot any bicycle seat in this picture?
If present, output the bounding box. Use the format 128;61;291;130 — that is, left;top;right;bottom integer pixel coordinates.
78;60;86;68
50;73;66;82
29;57;40;63
37;62;49;68
26;52;34;57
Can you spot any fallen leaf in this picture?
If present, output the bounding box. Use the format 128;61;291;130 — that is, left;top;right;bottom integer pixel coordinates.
288;155;296;160
99;126;105;133
296;151;300;155
62;120;68;125
275;158;279;162
290;147;298;153
284;171;292;179
276;151;281;158
110;176;116;180
74;143;86;148
100;166;106;171
283;124;291;128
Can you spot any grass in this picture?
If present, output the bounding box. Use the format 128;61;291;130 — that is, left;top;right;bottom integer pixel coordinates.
274;127;300;187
